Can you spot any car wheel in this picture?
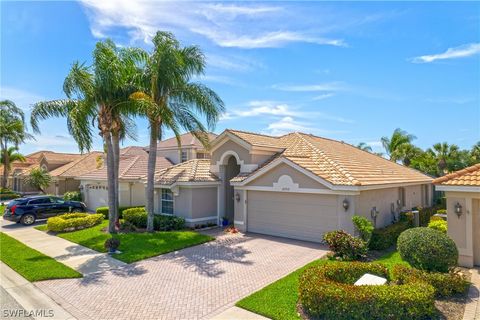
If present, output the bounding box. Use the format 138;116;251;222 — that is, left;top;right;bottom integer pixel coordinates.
20;214;36;225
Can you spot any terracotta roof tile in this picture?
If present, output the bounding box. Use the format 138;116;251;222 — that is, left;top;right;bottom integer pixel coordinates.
120;146;148;156
433;163;480;186
227;131;432;186
154;132;217;150
49;152;104;177
79;154;172;181
153;159;219;185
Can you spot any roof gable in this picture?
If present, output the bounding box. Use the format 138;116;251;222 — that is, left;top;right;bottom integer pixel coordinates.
433;163;480;186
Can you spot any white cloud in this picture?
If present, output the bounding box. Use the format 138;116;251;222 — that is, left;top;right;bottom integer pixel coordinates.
263;116;348;136
0;86;45;111
222;101;299;120
312;93;335;101
79;0;346;49
193;74;240;86
272;82;346;92
207;54;264;72
411;43;480;63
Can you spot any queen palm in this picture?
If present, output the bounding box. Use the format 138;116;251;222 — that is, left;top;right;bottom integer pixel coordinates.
0;146;26;170
381;128;416;162
131;31;224;232
471;142;480;162
427;142;459;175
31;40;141;233
356;142;372;152
0;100;32;188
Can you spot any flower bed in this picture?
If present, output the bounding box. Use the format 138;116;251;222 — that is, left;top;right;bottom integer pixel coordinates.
299;262;436;320
47;213;103;232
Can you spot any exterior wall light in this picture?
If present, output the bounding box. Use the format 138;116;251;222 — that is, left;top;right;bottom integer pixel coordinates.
454;202;463;218
235;192;240;202
342;199;349;211
371;207;379;227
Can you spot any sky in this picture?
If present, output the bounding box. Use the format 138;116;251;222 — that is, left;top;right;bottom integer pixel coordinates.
1;1;479;155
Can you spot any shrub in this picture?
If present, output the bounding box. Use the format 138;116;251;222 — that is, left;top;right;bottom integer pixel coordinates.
352;215;373;244
369;219;412;250
418;207;436;227
393;265;470;297
430;215;445;222
428;219;447;234
96;206;143;219
122;207;186;231
436;209;447;215
47;213;103;232
63;191;82;201
323;230;367;261
0;193;20;200
104;238;121;252
299;262;436;320
397;227;458;272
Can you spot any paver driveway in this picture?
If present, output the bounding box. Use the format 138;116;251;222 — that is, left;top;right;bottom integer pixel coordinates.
35;230;327;320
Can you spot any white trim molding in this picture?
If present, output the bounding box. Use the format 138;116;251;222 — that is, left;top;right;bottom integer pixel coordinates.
234;220;245;225
272;175;299;192
211;150;258;174
435;185;480;193
235;185;359;195
185;216;218;223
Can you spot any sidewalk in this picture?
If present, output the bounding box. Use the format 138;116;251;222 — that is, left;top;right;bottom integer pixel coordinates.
0;262;75;320
464;268;480;320
1;221;125;275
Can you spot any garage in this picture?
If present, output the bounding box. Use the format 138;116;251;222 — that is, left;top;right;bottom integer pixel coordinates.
86;184;108;210
247;191;338;243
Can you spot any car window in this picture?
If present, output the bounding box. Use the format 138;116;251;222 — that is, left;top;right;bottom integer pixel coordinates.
52;197;65;204
8;199;27;207
28;198;52;205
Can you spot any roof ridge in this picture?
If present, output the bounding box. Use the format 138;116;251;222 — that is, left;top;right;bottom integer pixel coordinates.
226;129;279;139
433;163;480;184
121;156;140;177
295;133;362;186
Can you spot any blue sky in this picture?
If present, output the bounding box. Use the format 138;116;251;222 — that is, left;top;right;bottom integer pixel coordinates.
1;1;479;155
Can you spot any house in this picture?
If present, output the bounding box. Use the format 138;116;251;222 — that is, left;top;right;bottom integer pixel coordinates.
151;129;433;239
0;151;84;193
78;147;172;210
153;132;217;164
433;164;480;267
46;151;104;195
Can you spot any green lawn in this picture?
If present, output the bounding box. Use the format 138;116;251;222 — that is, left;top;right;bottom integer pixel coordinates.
0;232;82;281
37;220;214;263
236;251;408;320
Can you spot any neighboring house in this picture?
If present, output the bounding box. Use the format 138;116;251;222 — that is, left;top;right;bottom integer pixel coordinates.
46;151;104;195
433;164;480;267
0;151;84;193
78;148;172;210
151;129;433;240
153;132;217;164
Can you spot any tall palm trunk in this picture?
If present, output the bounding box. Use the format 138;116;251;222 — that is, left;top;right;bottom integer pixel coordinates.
112;131;120;226
104;131;117;234
2;139;9;189
146;120;160;232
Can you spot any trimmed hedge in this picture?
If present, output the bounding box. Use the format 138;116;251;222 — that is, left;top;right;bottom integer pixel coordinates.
63;191;82;201
369;217;413;250
428;219;447;234
47;213;103;232
323;230;367;261
96;206;143;219
0;193;20;200
299;262;436;320
397;227;458;272
122;207;185;231
393;265;470;297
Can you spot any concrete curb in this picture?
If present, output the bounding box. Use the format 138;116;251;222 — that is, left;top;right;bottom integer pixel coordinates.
0;262;76;320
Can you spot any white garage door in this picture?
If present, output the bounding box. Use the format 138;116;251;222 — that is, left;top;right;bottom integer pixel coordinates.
247;191;338;243
86;185;108;211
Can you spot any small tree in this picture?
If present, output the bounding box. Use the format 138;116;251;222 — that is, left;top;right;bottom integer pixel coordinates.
24;168;52;193
352;215;374;245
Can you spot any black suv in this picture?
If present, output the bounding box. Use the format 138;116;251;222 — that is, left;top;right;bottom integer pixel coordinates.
3;195;86;225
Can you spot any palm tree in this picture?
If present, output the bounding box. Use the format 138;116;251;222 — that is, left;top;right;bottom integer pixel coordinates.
427;142;459;175
381;128;416;162
24;168;52;194
131;31;224;232
31;40;141;233
0;100;32;188
0;146;26;170
397;143;422;167
471;142;480;162
356;142;372;152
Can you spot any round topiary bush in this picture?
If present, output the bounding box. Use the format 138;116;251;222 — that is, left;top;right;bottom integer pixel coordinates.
47;213;104;232
397;227;458;273
299;262;436;320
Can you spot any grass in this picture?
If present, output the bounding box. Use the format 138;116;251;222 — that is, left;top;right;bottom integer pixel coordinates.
0;232;82;281
236;251;408;320
37;220;214;263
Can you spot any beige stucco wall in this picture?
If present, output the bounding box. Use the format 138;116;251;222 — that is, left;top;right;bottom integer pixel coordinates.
211;140;251;165
156;147;197;164
245;163;328;189
356;185;426;228
191;187;217;219
444;191;480;267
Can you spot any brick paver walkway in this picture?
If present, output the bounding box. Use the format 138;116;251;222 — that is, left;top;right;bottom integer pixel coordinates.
464;268;480;320
35;231;327;320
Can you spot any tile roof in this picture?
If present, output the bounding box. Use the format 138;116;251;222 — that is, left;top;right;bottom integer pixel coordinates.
155;132;217;150
120;146;148;156
226;130;432;186
153;159;219;185
42;152;83;164
78;154;172;181
433;163;480;186
0;151;84;176
49;152;104;178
